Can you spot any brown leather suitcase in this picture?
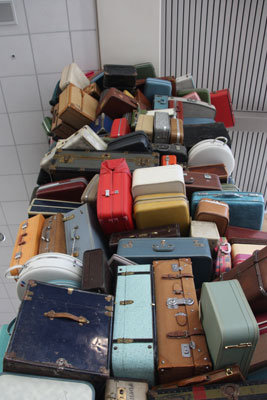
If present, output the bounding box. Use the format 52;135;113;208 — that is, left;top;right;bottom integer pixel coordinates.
83;82;101;100
186;164;228;183
134;88;152;110
38;213;67;254
170;118;184;145
226;226;267;243
51;104;76;139
215;246;267;313
153;258;212;384
82;249;113;294
195;198;229;236
183;171;222;201
96;87;138;119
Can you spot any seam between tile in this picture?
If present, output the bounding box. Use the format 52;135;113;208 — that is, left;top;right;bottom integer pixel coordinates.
0;29;96;37
65;0;75;62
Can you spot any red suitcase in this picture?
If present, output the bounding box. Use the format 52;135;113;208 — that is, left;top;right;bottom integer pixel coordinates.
36;177;88;202
161;155;177;165
97;158;134;235
210;89;235;128
110;117;131;138
226;226;267;243
168;99;184;120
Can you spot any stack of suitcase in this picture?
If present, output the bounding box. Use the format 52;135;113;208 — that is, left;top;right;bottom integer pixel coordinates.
1;61;267;400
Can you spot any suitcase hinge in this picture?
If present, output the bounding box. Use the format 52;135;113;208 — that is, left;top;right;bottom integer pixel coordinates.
15;251;22;260
22;222;28;230
166;297;194;308
62;214;75;222
105;295;113;302
224;343;252;349
120;300;134;305
116;387;127;400
24;290;34;301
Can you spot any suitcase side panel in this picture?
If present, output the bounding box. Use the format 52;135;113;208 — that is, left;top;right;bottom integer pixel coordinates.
38;214;67;254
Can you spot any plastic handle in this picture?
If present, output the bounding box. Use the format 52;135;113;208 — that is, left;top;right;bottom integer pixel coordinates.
152;244;174;252
215;136;228;144
5;265;23;279
212;193;242;198
44;310;89;324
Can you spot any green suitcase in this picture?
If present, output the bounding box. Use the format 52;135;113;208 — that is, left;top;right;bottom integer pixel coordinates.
200;280;259;377
177;88;211;104
221;183;240;191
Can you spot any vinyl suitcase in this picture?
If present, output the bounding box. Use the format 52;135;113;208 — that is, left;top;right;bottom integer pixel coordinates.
107;131;152;153
170;118;184;144
103;64;137;90
183;122;231;149
59;62;90;91
151;143;188;163
36;177;88;202
38;213;66;254
144;78;172;102
177;88;211;104
153;258;212;383
190;220;220;254
61;125;107;151
3;281;113;387
134;62;156;79
51;103;76;139
168;97;216;119
81;174;99;207
175;73;196;91
105;378;148;400
28;198;82;217
117;237;212;289
153;95;169;109
82;249;112;294
183;171;222;200
153;112;171;143
226;225;267;243
96;88;138;119
210;89;235;128
110;117;131;138
90;113;113;135
112;264;156;385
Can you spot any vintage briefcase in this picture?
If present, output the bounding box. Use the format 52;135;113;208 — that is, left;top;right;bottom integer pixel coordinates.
36;177;88;202
183;122;231;150
117;237;212;289
103;64;137;90
28;198;82;217
105;378;149;400
187;163;228;183
112;264;156;385
82;249;113;294
183;171;222;201
96;88;138;119
107;131;152;153
151;143;188;163
84;82;101;100
134;62;156;79
153;112;171;144
4;281;114;387
51;103;76;139
153;258;212;383
38;213;67;254
200;280;259;377
214;237;232;278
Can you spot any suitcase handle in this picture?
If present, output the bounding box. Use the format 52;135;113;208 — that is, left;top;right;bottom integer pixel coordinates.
44;310;89;325
5;265;24;279
212;193;242;198
152;243;174;252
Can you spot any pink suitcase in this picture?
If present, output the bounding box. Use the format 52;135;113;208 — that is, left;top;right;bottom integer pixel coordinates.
36;177;88;202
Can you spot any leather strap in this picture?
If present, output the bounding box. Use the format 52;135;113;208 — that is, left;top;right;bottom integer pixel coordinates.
166;328;204;338
162;273;194;279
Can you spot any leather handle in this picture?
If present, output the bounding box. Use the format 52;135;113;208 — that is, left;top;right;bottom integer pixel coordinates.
152;244;174;252
44;310;89;324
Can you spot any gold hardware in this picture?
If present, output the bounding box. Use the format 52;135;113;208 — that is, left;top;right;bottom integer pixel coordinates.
105;311;113;317
44;310;89;325
226;367;234;376
105;305;113;312
120;300;134;305
224;342;252;349
28;281;37;287
122;240;133;248
120;271;134;276
72;251;79;257
105;295;113;302
67;288;74;295
24;289;34;301
117;387;127;400
63;214;75;222
193;240;204;247
116;338;134;344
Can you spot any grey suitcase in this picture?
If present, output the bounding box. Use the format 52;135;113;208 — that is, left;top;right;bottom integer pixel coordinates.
153;112;171;144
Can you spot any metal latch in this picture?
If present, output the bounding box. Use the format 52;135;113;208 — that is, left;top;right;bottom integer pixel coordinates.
171;263;182;272
167;297;194;309
181;343;191;358
204;174;212;179
15;251;22;259
120;300;134;305
117;387;127;400
22;222;28;230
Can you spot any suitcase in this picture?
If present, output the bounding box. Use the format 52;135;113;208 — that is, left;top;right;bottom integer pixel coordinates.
183;117;215;125
166;100;184;120
90;113;113;135
49;80;61;106
9;214;45;276
214;237;232;278
4;281;114;387
135;114;154;141
40;138;68;172
168;97;216;119
132;164;185;199
144;78;172;102
117;237;212;289
153;258;212;383
177;88;210;104
183;91;201;101
151;143;188;163
170;118;184;144
36;177;88;202
0;323;13;373
248;322;267;377
222;183;240;191
153;112;171;143
183;122;231;150
191;191;265;231
64;203;108;261
190;220;220;254
97;159;134;235
134;88;152;110
226;225;267;243
112;264;156;385
38;213;67;254
134;193;190;236
83;82;101;100
161;155;177;165
210;89;235;128
90;70;104;90
103;64;137;90
110;118;131;138
59;62;90;91
42;116;52;135
82;249;113;294
109;224;181;253
96;88;138;119
105;378;149;400
194;198;230;236
61;125;108;151
58;84;98;130
107;131;152;153
28;198;82;217
147;108;175;117
81;174;99;207
187;163;228;183
231;243;266;267
183;171;222;201
134;62;156;79
51;104;76;139
153;95;169;110
48;150;160;181
175;73;196;91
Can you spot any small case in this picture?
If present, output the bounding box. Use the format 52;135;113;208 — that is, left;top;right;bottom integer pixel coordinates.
190;220;220;254
49;80;61;106
103;64;137;90
151;143;188;163
168;97;216;119
83;82;101;100
135;114;154;141
210;89;235;128
59;62;89;91
175;73;196;91
96;87;138;119
36;177;88;202
183;91;201;101
82;249;113;294
183;122;231;150
80;174;99;207
107;131;152;153
110;117;131;138
51;103;76;139
187;163;228;183
183;171;222;201
214;237;232;278
62;124;108;151
134;89;152;110
153;112;171;143
144;78;172;102
177;88;211;104
170;118;184;144
90;113;113;135
38;213;67;254
153;95;169;110
161;155;177;165
134;62;156;79
105;378;148;399
195;198;230;236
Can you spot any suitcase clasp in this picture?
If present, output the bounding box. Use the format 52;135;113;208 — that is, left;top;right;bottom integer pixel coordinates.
224;342;252;349
117;387;127;400
119;300;134;305
167;297;194;309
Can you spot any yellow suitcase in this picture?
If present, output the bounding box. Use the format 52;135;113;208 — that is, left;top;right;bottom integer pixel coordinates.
134;193;190;236
9;214;45;276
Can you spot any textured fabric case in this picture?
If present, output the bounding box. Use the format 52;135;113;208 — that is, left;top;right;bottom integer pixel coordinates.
112;264;156;385
105;378;149;399
59;62;90;90
38;214;67;254
183;122;231;150
153;112;171;144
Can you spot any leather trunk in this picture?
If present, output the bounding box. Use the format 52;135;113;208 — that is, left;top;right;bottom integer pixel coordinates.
82;249;113;294
183;171;222;201
153;258;212;383
38;214;67;254
186;163;228;183
215;246;267;313
96;87;138;119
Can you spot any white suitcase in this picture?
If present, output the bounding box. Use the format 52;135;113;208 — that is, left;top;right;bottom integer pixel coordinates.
59;62;90;91
0;373;95;399
40;139;67;172
62;125;107;151
5;253;83;301
188;137;235;175
105;378;148;400
175;73;196;91
190;220;220;253
135;114;154;141
168;96;216;119
132;164;185;199
146;108;175;117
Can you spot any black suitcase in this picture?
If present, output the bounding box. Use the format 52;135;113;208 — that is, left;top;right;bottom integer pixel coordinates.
103;64;137;90
183;122;232;150
107;131;152;153
82;249;113;295
151;143;188;163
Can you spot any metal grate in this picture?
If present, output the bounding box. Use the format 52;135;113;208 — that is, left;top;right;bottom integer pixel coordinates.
161;0;267;112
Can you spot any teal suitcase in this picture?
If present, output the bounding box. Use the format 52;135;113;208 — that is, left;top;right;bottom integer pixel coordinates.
112;264;156;385
0;321;14;373
200;280;259;377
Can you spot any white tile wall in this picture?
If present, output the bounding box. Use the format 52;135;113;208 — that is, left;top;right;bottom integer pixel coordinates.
0;0;100;326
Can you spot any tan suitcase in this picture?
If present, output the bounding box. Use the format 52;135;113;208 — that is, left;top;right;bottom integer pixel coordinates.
51;104;76;139
38;214;67;254
153;258;212;383
135;114;154;141
195;198;229;236
170;118;184;144
190;220;220;253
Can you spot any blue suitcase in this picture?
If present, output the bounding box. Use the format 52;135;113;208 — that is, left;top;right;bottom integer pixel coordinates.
64;203;108;262
191;191;265;230
144;78;172;102
4;281;114;387
153;95;169;110
112;264;156;385
90;113;113;135
117;237;212;289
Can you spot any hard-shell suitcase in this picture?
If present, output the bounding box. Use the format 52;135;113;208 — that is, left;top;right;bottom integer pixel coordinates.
170;118;184;144
231;243;266;267
62;125;108;151
222;183;240;191
97;159;134;235
109;224;180;253
81;174;99;207
190;220;220;254
183;122;231;150
210;89;235;128
161;155;177;165
38;213;66;254
153;258;212;383
51;103;76;139
153;95;169;110
36;177;88;202
103;64;137;90
187;163;228;183
59;62;89;91
28;198;82;217
226;225;267;243
134;62;156;79
90;70;104;90
49;80;61;106
40;138;68;172
117;237;212;289
144;78;172;102
183;91;201;101
177;88;211;104
134;193;190;236
194;198;230;236
90;113;113;135
248;315;267;375
135;114;154;141
96;88;138;119
132;164;185;198
82;249;112;294
183;117;215;125
191;191;265;231
134;88;152;110
107;131;152;153
0;374;95;400
4;281;113;387
105;378;149;400
183;171;222;201
83;82;101;100
153;112;171;143
168;97;216;119
64;203;108;261
9;214;45;276
151;143;188;163
175;73;196;91
110;118;131;138
147;108;175;117
215;246;267;313
112;264;156;385
0;323;13;373
200;281;259;377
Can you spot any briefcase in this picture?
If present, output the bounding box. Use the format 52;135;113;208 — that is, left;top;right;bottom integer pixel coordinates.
38;213;67;254
107;131;152;153
82;249;113;294
183;171;222;201
96;87;138;119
